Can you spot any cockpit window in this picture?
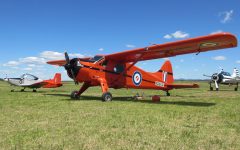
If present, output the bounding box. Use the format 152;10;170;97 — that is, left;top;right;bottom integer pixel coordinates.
221;72;231;76
21;74;38;80
114;64;124;73
89;55;104;62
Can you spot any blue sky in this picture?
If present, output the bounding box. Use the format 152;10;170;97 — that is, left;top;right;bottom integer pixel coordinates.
0;0;239;80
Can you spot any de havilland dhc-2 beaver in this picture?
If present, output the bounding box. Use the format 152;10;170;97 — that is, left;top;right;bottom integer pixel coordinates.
47;32;237;101
4;73;62;92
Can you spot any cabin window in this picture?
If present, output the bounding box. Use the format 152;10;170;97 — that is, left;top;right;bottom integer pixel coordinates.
114;64;124;73
102;60;108;67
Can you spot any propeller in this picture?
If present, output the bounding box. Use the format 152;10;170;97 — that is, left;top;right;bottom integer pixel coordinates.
64;52;78;85
211;73;223;90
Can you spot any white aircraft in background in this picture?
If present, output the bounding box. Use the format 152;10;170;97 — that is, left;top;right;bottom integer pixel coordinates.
204;68;240;91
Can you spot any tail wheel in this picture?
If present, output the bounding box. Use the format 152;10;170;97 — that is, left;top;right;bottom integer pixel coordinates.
33;89;37;92
166;91;170;96
71;91;80;100
102;92;112;102
234;88;238;91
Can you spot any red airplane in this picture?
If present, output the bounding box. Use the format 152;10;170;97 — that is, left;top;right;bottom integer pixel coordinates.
47;32;237;101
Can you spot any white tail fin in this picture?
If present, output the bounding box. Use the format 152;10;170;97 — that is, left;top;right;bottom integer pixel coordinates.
232;68;239;78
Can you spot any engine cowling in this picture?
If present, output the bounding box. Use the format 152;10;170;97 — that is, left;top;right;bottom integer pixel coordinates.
211;73;223;83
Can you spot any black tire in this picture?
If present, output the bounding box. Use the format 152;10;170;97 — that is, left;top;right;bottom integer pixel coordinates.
166;92;170;96
102;92;112;102
11;89;14;92
71;91;80;100
234;88;238;91
216;88;219;91
33;89;37;92
21;89;24;92
210;87;213;91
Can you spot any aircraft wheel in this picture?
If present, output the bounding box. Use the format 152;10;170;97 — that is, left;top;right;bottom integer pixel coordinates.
102;92;112;102
234;88;238;91
11;89;14;92
166;91;170;96
33;89;37;92
21;89;24;92
210;87;213;91
71;91;80;100
216;88;219;91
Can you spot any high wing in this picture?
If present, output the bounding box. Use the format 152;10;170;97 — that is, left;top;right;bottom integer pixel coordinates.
47;60;66;66
105;32;237;63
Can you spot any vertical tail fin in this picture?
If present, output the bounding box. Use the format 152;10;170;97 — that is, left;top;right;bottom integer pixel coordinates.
53;73;61;84
153;60;174;84
232;68;239;78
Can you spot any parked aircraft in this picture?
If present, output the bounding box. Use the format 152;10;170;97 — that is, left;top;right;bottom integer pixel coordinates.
204;68;240;91
47;32;237;101
5;73;62;92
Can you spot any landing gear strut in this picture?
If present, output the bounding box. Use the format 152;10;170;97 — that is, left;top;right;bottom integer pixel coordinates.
166;91;170;96
235;83;238;91
70;82;90;100
209;82;213;91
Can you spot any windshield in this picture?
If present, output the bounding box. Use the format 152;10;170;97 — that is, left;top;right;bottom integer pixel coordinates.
221;72;231;76
20;74;39;80
89;55;104;63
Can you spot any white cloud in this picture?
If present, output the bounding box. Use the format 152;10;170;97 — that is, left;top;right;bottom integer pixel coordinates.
163;34;172;39
236;60;240;64
126;44;136;48
23;67;33;71
220;10;233;23
19;57;46;64
69;53;84;58
163;30;189;39
3;61;20;67
28;64;36;67
212;56;226;61
98;48;104;51
172;31;189;38
40;51;84;60
210;30;223;34
40;51;64;60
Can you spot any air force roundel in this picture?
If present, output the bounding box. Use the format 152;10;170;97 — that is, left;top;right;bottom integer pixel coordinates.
132;71;142;86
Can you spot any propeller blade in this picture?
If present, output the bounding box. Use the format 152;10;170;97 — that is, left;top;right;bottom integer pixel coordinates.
214;80;219;89
64;52;70;64
203;74;212;77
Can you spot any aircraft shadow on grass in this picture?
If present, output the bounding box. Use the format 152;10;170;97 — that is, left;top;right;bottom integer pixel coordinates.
44;94;216;107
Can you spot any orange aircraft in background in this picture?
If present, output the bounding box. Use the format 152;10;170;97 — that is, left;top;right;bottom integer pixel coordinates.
47;32;237;101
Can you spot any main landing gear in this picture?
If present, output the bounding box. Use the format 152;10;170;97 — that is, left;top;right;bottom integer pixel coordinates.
71;91;80;99
234;83;238;91
166;91;170;96
102;92;112;102
70;80;113;102
209;82;219;91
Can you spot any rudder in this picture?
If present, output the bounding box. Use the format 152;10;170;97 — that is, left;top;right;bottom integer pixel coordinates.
53;73;61;84
153;60;174;84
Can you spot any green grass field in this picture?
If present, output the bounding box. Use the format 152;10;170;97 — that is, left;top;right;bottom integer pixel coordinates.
0;81;240;149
